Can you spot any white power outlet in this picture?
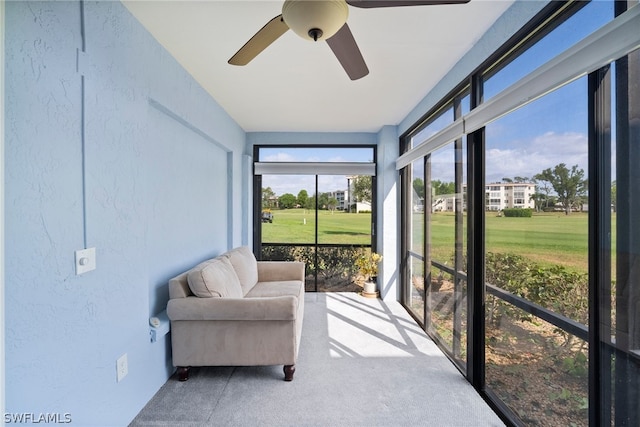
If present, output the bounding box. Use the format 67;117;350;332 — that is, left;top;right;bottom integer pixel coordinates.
116;353;128;382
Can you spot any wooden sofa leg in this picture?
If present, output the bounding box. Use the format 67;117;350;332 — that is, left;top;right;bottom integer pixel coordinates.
177;367;190;382
283;364;295;381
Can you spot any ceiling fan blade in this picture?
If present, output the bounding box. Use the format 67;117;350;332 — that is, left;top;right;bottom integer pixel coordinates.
326;23;369;81
346;0;470;8
228;15;289;66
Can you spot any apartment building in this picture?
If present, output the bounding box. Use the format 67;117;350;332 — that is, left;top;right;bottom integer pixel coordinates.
485;182;536;211
432;182;536;212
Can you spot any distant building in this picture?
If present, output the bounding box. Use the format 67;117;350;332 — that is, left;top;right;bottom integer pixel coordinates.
483;182;536;211
345;175;374;213
354;201;372;213
331;189;348;210
432;193;459;212
431;182;537;212
265;195;279;209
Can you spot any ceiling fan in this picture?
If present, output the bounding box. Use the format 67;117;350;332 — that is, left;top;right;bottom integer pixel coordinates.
228;0;470;81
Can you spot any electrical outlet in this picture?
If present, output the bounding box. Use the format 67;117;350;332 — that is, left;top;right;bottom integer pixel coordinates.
116;353;128;382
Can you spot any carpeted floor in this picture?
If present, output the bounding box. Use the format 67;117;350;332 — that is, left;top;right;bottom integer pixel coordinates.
130;292;504;426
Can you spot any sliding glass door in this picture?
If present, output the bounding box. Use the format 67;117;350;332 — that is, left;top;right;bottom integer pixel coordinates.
401;99;468;370
255;146;376;292
406;158;425;323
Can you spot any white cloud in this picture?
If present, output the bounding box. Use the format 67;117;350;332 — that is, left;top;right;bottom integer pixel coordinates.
258;148;374;196
486;131;588;182
421;131;589;184
262;174;349;197
260;131;594;196
262;152;297;162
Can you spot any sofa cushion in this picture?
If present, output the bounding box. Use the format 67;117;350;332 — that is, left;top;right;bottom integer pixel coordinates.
224;246;259;295
187;256;243;298
245;280;304;300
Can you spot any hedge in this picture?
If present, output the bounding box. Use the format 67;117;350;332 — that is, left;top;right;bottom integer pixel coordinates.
502;208;533;217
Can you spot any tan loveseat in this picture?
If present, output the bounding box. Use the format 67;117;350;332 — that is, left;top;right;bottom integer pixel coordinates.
166;246;305;381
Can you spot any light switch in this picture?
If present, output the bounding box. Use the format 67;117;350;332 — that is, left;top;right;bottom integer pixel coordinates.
75;247;96;275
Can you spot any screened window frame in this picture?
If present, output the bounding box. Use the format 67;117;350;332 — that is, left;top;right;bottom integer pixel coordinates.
252;144;378;289
398;2;640;426
397;2;640;171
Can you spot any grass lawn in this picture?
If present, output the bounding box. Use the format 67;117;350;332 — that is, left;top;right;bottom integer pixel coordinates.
262;208;372;245
486;212;588;269
262;208;611;274
428;211;615;274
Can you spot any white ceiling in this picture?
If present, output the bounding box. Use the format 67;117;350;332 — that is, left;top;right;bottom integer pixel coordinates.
123;0;514;133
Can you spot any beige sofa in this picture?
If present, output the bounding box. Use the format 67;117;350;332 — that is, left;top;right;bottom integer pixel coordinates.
166;246;305;381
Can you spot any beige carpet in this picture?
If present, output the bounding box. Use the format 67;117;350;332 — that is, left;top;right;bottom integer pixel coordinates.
130;292;504;426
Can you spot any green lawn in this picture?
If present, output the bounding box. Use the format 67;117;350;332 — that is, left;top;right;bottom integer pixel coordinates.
263;208;611;274
262;209;372;245
486;212;589;269
427;211;615;274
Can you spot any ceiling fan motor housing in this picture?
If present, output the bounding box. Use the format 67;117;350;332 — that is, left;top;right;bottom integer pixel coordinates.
282;0;349;41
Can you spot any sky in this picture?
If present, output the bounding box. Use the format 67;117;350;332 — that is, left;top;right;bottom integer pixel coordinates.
423;76;601;186
415;0;615;188
262;174;351;198
260;147;374;196
260;147;374;163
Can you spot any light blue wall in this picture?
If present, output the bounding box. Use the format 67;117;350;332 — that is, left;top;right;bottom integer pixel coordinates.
376;125;400;301
5;1;245;425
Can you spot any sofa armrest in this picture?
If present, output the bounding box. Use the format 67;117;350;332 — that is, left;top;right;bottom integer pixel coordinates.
257;261;305;283
167;295;298;322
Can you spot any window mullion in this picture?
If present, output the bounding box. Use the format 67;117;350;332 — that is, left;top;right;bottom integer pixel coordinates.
587;65;612;427
467;72;485;390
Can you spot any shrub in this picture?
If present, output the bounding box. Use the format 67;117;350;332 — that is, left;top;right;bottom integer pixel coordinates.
484;252;588;330
502;208;533;217
261;244;368;286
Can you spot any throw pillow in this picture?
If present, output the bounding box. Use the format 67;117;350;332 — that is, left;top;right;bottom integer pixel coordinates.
224;246;258;295
187;256;243;298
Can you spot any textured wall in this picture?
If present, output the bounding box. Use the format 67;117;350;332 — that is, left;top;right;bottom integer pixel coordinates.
376;125;400;301
5;1;245;424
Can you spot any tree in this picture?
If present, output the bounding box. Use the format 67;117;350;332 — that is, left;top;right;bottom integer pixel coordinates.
297;190;309;209
529;192;545;212
327;197;338;213
262;187;276;208
432;180;455;195
535;163;587;215
611;180;617;212
352;175;372;203
502;176;531;183
278;193;297;209
317;192;330;209
535;180;553;209
412;178;424;198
